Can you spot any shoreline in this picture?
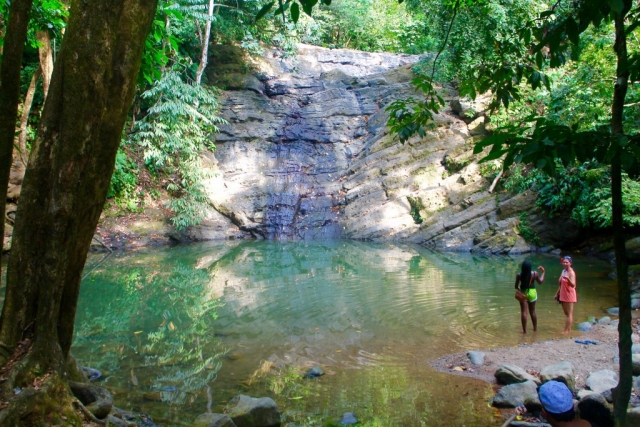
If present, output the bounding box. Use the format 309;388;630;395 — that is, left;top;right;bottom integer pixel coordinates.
428;322;621;391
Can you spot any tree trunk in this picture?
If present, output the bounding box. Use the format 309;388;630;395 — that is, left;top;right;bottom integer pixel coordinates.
195;0;214;86
36;29;54;97
611;3;633;425
16;68;41;165
0;0;158;373
0;0;33;284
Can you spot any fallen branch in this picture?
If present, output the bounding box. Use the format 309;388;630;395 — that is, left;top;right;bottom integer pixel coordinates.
488;170;504;193
501;412;517;427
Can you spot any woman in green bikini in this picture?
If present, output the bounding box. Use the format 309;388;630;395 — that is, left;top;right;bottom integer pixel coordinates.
515;260;546;333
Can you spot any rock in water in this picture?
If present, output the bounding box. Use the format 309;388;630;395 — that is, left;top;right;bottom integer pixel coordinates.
304;366;324;379
81;366;103;382
340;412;358;424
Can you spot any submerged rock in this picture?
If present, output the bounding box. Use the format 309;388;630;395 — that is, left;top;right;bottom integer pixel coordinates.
81;366;102;382
304;366;324;379
194;413;237;427
339;412;358;424
225;395;281;427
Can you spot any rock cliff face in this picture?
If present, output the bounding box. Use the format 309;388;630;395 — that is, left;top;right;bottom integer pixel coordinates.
3;44;580;254
178;43;578;253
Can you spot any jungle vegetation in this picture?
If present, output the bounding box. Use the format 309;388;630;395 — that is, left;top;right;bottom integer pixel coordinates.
1;0;640;425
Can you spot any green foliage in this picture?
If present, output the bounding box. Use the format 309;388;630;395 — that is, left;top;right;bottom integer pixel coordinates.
0;0;68;49
531;160;591;218
502;164;541;194
107;148;141;212
28;0;67;40
406;196;424;224
386;74;445;143
504;160;640;230
255;0;425;54
256;0;333;24
478;160;502;181
516;213;541;246
108;149;138;198
128;71;226;229
572;172;640;229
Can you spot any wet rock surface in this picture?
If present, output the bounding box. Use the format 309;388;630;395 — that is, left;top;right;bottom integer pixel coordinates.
186;44;576;252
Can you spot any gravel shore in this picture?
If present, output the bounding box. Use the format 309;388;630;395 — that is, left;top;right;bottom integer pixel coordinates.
429;322;621;390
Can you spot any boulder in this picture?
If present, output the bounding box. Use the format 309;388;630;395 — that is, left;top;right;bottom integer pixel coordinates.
577;393;614;427
111;407;160;427
194;413;237;427
467;351;485;366
467;117;487;136
540;361;576;392
495;364;540;385
577;322;592;332
632;354;640;375
449;98;478;121
585;370;618;394
225;395;281;427
492;380;539;409
304;366;324;378
598;316;612;325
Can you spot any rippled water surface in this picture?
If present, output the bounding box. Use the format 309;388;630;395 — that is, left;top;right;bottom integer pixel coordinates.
71;241;618;426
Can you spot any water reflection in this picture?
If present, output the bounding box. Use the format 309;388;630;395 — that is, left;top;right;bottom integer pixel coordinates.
72;241;618;426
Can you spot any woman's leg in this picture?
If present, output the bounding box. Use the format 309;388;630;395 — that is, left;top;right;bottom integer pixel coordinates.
562;302;574;334
519;300;527;333
528;301;537;331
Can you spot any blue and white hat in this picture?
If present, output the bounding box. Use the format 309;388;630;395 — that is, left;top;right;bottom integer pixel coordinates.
539;380;574;414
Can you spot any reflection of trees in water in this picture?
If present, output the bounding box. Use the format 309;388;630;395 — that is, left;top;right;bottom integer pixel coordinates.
75;261;225;408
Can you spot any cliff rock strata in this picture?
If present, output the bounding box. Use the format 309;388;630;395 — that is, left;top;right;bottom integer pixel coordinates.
181;44;575;253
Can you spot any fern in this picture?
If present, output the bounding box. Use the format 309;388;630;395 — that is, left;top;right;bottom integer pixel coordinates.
128;71;227;229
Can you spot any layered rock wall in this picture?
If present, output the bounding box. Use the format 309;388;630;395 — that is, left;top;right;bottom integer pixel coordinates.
188;44;577;253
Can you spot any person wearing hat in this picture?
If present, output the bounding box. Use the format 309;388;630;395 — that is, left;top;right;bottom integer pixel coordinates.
538;380;598;426
555;256;577;334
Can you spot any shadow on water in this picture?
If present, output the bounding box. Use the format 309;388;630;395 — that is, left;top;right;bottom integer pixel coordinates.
65;242;617;426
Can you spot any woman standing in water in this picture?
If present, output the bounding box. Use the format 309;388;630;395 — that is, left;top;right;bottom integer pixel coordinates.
515;260;545;333
556;256;577;334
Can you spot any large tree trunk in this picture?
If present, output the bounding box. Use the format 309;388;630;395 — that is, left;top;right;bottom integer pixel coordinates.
0;0;158;376
0;0;33;277
612;2;633;425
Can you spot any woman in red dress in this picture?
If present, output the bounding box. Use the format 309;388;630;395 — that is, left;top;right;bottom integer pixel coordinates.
555;256;577;334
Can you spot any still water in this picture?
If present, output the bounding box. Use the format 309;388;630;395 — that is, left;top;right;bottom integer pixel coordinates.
69;241;617;426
